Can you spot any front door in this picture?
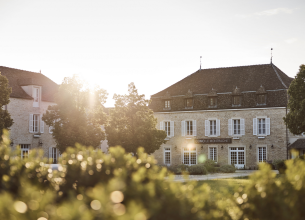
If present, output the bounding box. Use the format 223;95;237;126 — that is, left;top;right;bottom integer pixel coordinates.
230;147;245;169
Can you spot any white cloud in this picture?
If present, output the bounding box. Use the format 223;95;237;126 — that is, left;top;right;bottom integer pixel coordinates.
285;38;297;44
255;8;294;16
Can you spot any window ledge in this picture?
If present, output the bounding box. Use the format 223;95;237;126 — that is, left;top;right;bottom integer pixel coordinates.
208;105;217;108
233;137;240;140
258;136;265;139
33;134;41;138
185;106;193;109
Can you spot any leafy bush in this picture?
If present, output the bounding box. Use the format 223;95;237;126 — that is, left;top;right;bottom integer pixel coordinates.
219;164;236;173
203;159;217;173
273;159;287;174
188;164;207;175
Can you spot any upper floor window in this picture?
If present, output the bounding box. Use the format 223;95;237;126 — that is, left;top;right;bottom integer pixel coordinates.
185;98;193;109
160;121;174;137
208;97;217;108
253;117;270;136
33;87;40;107
233;96;241;106
29;114;44;133
181;120;197;136
257;94;266;105
205;119;220;137
164;100;171;109
228;119;245;136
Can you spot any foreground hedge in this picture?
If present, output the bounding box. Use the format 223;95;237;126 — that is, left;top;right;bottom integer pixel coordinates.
1;130;305;220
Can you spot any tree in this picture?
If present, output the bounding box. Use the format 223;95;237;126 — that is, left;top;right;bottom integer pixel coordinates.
42;75;108;153
0;72;13;138
105;83;166;155
284;64;305;135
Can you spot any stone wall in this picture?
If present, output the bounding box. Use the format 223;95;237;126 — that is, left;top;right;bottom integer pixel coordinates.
152;107;288;168
7;98;56;158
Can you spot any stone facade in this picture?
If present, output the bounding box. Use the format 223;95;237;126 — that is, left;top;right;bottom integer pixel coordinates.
152;108;288;168
8;97;57;158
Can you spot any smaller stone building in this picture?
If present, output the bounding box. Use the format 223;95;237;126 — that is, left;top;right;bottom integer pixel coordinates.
150;63;294;168
0;66;59;163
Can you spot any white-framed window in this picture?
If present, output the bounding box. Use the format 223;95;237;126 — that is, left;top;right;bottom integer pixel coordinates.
164;147;171;165
164;100;171;109
258;146;267;163
205;119;220;137
209;147;217;162
160;121;174;137
49;147;58;164
228;119;245;136
230;147;245;169
29;114;44;133
181;120;197;136
21;144;30;159
33;87;40;107
182;146;197;165
253;117;270;136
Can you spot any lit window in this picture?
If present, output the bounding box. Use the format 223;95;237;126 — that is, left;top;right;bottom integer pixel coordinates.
183;147;196;165
21;144;30;159
209;147;217;162
164;147;171;165
210;120;216;135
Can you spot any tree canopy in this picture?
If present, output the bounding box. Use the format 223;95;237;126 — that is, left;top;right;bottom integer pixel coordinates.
284;64;305;135
0;72;13;137
105;83;166;155
42;75;108;153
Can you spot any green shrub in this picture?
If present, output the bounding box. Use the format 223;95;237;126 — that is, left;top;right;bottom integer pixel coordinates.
202;159;217;173
219;164;236;173
273;159;287;174
188;164;207;175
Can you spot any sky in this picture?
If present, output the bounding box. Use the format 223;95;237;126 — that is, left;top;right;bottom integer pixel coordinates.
0;0;304;107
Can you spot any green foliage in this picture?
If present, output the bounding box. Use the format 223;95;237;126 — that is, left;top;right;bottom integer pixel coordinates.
188;164;208;175
0;73;13;138
273;159;287;174
203;159;217;173
219;164;236;173
284;64;305;135
42;75;108;153
105;83;167;154
1;130;305;220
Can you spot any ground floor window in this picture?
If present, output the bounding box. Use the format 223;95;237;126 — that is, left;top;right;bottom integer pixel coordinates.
209;147;217;162
49;147;58;164
21;144;30;159
230;147;245;168
183;147;196;165
164;147;171;165
258;147;267;162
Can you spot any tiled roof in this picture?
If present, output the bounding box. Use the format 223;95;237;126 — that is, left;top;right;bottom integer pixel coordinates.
289;139;305;149
0;66;58;102
151;64;293;97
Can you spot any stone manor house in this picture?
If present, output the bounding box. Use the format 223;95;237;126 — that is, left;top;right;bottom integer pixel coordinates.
150;63;305;168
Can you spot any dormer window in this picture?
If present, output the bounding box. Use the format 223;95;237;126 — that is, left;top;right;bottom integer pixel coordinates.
232;96;241;107
257;94;266;105
185;98;193;108
209;97;217;107
208;89;217;108
164;100;171;110
33;87;40;107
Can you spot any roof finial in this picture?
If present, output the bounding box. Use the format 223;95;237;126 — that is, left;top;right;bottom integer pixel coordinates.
200;56;202;70
270;48;273;64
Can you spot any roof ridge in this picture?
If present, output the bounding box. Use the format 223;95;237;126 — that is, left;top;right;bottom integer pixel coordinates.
198;63;270;71
271;64;287;89
0;66;40;74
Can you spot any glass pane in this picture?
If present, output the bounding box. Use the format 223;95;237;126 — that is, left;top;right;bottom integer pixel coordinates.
238;151;244;164
190;152;196;164
231;151;237;164
184;152;189;165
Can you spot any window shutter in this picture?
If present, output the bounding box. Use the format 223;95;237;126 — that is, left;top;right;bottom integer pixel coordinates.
228;119;232;136
29;114;33;133
216;119;220;136
241;119;245;135
266;118;270;135
181;121;185;136
205;120;209;136
253;118;257;135
160;121;164;130
170;121;174;137
40;115;44;133
49;147;52;160
193;120;197;136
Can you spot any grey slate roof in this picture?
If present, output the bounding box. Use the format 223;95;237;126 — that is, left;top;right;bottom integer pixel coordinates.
151;63;293;97
0;66;58;102
289;139;305;149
